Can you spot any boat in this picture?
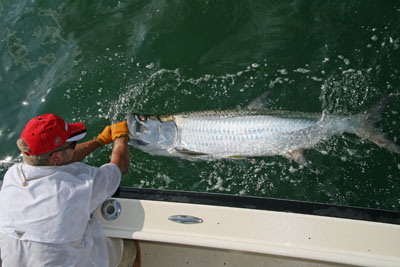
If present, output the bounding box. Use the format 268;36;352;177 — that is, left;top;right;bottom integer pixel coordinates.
97;187;400;266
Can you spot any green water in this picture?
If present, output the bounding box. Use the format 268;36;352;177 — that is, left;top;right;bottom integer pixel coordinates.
1;0;400;210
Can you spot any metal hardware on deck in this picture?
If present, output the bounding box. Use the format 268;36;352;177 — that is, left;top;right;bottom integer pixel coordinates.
101;199;121;221
168;215;203;224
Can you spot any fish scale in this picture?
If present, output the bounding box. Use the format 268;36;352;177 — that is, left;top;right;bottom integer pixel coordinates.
174;113;319;156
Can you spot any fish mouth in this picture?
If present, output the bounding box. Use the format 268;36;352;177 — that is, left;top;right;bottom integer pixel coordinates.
126;113;177;149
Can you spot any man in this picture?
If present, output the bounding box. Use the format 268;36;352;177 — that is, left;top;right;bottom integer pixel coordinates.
0;113;133;266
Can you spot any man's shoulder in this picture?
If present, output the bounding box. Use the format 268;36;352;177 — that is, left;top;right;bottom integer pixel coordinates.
56;162;95;178
97;163;122;178
62;162;118;171
6;162;21;172
3;163;22;180
59;162;120;176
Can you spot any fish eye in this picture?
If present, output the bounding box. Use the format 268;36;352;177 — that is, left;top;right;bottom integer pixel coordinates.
134;114;147;122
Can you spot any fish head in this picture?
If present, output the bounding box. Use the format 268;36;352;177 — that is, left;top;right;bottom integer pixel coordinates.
126;113;177;155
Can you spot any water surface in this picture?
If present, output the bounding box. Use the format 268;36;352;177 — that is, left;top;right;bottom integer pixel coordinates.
1;0;399;210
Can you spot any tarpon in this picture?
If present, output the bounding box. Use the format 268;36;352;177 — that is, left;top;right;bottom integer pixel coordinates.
126;99;400;164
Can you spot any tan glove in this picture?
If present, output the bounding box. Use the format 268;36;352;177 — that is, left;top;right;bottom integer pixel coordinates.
96;125;112;146
111;121;130;141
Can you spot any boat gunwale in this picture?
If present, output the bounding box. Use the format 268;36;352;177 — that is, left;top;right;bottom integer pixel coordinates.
114;186;400;225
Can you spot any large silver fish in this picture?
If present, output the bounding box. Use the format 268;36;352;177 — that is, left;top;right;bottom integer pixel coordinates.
126;102;400;164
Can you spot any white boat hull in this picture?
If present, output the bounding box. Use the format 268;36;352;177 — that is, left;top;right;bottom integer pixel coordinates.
97;189;400;267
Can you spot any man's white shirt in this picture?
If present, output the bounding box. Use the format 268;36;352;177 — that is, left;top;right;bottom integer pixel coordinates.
0;162;121;267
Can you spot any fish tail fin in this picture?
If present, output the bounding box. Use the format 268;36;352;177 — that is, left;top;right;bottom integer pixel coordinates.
354;94;400;154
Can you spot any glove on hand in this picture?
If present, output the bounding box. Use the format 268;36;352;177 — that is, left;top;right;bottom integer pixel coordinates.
111;121;130;141
96;125;112;146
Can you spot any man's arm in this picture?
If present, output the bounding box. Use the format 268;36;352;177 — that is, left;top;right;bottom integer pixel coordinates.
70;124;114;163
110;136;130;175
71;139;101;163
70;121;130;174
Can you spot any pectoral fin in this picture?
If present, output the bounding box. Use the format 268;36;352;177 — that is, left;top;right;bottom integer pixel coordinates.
175;148;208;157
284;149;311;167
228;155;246;159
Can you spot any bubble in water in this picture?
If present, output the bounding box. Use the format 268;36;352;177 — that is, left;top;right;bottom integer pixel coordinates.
294;68;310;73
278;69;288;75
371;35;378;41
311;76;322;81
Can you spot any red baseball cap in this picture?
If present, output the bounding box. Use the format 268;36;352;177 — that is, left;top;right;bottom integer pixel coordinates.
21;114;86;155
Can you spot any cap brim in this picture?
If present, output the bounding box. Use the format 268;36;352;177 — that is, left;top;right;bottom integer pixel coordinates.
66;122;87;142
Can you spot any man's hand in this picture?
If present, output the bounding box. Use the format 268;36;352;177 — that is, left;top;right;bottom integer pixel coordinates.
111;121;130;141
70;121;130;165
96;126;112;145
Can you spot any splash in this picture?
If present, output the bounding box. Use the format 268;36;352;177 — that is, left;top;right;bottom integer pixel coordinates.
105;61;270;122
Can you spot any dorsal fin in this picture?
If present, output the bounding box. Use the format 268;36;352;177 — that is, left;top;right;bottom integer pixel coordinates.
247;90;273;110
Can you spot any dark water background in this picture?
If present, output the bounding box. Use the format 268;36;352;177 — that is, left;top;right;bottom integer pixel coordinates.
1;0;400;210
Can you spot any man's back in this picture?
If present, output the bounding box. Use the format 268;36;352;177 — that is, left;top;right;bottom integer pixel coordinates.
0;162;121;266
